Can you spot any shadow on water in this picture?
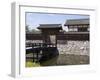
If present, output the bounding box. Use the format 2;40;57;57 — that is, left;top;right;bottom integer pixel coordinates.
39;48;59;66
26;47;89;67
40;54;89;66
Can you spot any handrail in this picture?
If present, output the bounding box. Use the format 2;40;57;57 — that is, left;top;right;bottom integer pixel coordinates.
26;43;56;48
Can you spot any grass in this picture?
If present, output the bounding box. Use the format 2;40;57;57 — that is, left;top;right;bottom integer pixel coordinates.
26;61;40;67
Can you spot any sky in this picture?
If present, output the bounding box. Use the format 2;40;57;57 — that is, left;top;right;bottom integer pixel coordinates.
26;12;89;31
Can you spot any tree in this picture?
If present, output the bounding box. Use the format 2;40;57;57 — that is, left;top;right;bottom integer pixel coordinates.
26;25;30;33
31;29;41;34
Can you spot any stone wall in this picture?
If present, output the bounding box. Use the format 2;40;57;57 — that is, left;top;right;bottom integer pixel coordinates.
57;41;89;56
26;40;89;56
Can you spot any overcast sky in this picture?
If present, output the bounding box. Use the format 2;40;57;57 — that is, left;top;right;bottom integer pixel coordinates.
26;12;89;31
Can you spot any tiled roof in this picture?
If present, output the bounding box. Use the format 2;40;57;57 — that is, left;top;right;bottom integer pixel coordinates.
37;24;62;29
64;18;89;26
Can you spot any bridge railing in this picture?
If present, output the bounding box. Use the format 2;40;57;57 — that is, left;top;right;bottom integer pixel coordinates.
26;43;56;48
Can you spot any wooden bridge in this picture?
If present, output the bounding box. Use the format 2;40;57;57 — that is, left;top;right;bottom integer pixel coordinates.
26;43;59;62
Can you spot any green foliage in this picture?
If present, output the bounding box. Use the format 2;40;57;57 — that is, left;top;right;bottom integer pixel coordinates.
30;29;41;34
26;61;40;67
26;25;30;33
